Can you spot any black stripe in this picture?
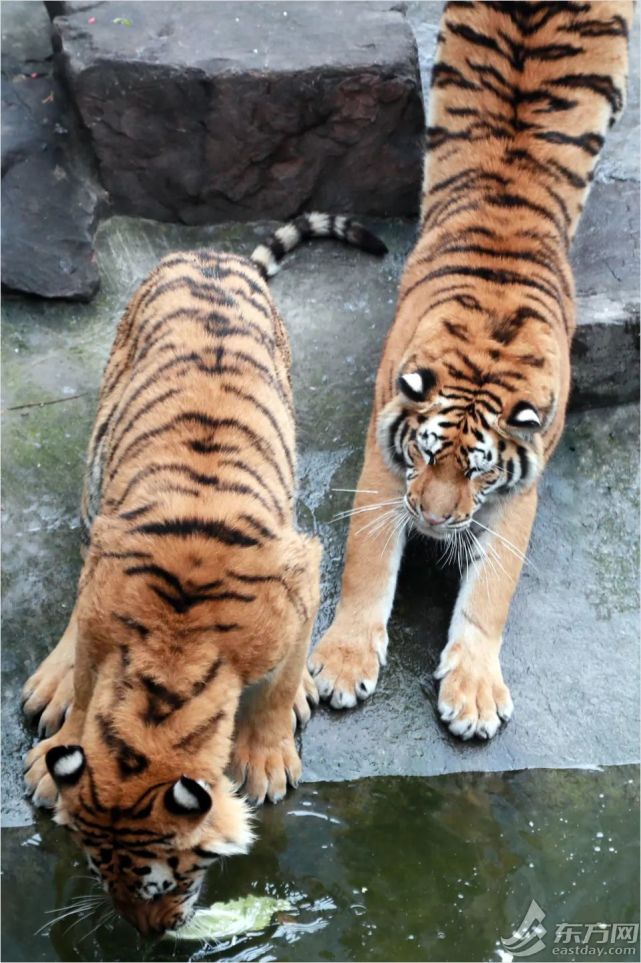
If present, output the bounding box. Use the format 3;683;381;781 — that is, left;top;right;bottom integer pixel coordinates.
528;42;583;61
564;16;628;39
549;72;623;114
114;613;150;638
133;517;260;547
120;503;156;521
140;674;186;724
533;129;604;155
221;382;294;479
173;711;225;752
98;715;149;778
218;457;286;520
431;61;481;92
446;20;505;57
107;452;242;511
191;658;223;697
177;412;290;495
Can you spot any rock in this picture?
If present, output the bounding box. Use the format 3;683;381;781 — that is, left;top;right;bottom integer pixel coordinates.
2;150;103;300
571;296;639;409
571;178;640;408
0;0;53;75
51;1;425;224
1;0;105;301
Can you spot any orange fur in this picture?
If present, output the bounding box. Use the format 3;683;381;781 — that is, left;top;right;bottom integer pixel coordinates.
310;1;632;737
22;248;321;934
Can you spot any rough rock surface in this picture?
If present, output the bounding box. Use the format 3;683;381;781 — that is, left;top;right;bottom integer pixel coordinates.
1;1;105;300
51;1;425;224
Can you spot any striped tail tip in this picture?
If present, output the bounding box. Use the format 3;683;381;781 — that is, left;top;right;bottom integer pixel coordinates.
250;212;388;278
345;223;388;257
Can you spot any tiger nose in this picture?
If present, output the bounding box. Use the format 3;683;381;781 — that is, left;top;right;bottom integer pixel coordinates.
423;512;448;526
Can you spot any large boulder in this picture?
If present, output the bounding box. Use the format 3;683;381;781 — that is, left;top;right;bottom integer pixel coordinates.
51;1;425;224
1;0;105;300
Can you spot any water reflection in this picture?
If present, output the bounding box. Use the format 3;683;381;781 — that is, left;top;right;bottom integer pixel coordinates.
3;766;638;962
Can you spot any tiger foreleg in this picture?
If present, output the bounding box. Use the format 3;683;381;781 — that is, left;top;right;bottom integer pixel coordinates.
309;442;405;708
230;622;313;805
435;487;538;740
24;606;96;808
22;602;79;738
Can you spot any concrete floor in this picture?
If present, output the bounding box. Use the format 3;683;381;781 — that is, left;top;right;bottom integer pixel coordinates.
2;214;639;827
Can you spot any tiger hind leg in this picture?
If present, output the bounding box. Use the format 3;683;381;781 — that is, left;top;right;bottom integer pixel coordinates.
22;603;78;739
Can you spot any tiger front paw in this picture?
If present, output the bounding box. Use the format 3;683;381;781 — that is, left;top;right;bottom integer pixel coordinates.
22;647;75;739
435;638;513;740
230;717;302;806
308;616;388;710
24;735;60;810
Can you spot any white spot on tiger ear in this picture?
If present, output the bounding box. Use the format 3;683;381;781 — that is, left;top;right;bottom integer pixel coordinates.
172;779;201;811
513;406;541;426
53;749;84;778
401;372;424;395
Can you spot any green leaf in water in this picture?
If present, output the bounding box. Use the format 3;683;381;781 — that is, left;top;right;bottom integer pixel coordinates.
112;17;133;26
168;895;292;941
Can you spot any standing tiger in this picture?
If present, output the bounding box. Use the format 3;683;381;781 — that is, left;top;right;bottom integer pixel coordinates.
310;2;633;739
21;213;387;935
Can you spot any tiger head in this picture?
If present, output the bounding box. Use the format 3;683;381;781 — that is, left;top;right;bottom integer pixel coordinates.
46;709;253;936
377;349;558;539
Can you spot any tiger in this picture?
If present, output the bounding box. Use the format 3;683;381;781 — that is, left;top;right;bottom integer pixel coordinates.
21;212;387;936
309;1;633;740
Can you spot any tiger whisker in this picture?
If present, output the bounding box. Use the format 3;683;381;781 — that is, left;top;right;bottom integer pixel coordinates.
367;509;405;543
64;901;107;936
36;900;103;935
330;488;380;494
356;507;401;538
472;519;536;571
363;513;398;542
380;509;408;558
44;896;103;916
331;498;404;522
77;908;114;944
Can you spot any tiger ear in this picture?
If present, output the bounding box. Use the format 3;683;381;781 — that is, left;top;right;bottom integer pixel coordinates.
46;745;86;787
507;401;542;433
397;368;436;403
164;777;212;817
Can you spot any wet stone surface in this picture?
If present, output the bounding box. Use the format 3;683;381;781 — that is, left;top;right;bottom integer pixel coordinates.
2;215;639;829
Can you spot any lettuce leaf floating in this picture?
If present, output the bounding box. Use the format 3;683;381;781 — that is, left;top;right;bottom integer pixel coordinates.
169;895;292;941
